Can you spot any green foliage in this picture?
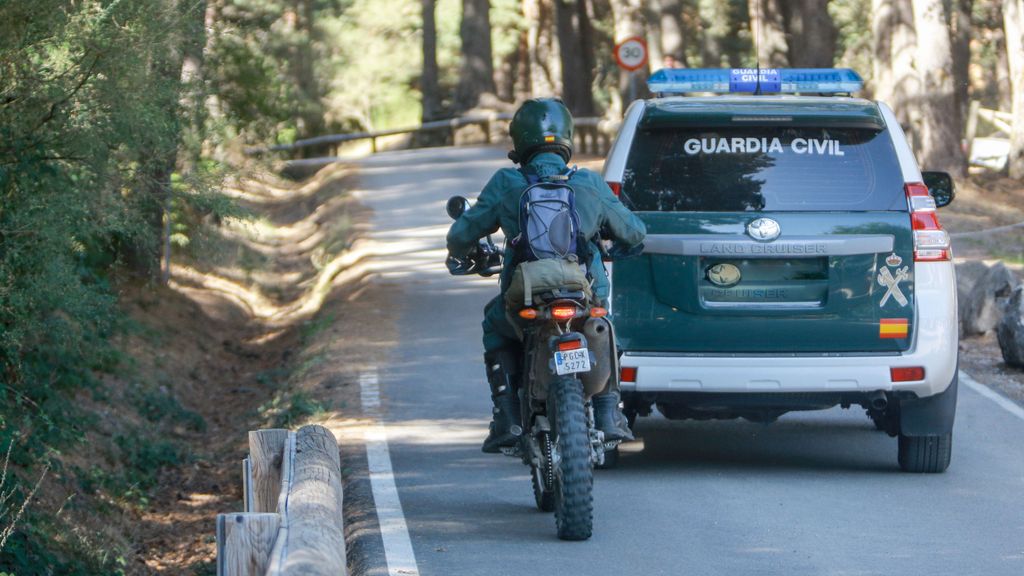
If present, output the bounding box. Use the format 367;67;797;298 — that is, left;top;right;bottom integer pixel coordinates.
259;389;328;428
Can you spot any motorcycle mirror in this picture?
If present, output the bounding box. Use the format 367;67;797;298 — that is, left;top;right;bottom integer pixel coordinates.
446;196;470;220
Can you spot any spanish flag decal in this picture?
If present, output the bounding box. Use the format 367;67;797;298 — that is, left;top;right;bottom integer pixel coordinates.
544;135;556;142
879;318;909;339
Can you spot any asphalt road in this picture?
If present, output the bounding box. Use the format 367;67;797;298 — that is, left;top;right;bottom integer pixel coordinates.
346;145;1024;576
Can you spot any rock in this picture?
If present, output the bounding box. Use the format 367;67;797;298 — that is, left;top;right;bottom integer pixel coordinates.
959;261;1020;335
997;286;1024;367
956;261;990;335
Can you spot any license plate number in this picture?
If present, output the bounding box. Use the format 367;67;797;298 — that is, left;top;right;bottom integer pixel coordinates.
554;348;591;375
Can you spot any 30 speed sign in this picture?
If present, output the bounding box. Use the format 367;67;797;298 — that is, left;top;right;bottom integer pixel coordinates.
614;37;648;72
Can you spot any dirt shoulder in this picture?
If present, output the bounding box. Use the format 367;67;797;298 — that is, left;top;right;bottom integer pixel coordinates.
74;161;380;574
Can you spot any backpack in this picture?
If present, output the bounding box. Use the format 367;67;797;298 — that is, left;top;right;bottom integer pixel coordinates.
506;167;595;309
512;167;586;264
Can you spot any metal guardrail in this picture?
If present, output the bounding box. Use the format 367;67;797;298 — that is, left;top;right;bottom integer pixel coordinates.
248;113;620;158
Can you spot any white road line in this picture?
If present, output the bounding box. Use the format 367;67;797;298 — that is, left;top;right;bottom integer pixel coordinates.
359;371;420;576
960;370;1024;422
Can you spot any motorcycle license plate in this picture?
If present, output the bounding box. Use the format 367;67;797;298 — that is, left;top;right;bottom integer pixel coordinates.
554;348;591;375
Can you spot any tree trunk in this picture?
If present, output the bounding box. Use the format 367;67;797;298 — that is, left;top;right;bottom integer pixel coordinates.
950;0;972;148
747;0;788;67
1005;0;1024;178
698;0;731;66
657;0;688;67
781;0;837;67
912;0;966;175
421;0;441;122
455;0;496;111
872;0;894;101
555;0;597;116
890;0;919;136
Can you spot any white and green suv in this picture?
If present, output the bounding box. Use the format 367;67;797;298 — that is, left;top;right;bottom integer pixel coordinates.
603;69;959;473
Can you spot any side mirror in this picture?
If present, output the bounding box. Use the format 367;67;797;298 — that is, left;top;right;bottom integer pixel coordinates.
922;171;955;208
446;196;470;220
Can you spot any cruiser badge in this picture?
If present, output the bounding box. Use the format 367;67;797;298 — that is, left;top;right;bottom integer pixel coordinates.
885;253;903;267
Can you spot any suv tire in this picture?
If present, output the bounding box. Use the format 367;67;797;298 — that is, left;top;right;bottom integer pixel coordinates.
898;433;952;473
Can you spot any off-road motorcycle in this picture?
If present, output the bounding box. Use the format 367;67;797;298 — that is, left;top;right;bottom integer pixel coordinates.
446;196;621;541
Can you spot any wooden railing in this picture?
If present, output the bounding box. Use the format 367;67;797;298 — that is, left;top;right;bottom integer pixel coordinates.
248;113;620;159
965;101;1012;171
216;426;345;576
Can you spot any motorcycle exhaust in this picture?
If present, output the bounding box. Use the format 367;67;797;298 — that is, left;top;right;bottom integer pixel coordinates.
581;317;613;398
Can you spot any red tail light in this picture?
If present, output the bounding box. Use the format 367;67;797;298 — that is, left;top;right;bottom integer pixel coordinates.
905;182;950;262
550;306;577;321
891;366;926;382
607;182;621;196
557;339;583;351
620;367;637;383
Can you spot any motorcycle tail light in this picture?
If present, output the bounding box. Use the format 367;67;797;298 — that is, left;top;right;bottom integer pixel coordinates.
550;306;577;321
518;308;538;320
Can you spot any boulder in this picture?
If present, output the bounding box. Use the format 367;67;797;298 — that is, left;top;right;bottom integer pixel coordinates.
956;260;990;334
997;286;1024;367
959;261;1020;335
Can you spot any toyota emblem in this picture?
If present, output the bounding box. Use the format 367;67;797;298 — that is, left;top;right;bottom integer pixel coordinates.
746;218;781;242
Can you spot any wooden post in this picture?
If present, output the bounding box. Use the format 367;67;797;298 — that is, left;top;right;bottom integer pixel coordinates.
483;119;492;144
216;513;281;576
266;425;346;576
965;100;981;158
249;429;288;513
370;137;378;154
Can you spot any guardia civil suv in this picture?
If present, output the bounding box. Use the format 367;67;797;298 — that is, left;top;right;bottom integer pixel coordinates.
603;69;958;473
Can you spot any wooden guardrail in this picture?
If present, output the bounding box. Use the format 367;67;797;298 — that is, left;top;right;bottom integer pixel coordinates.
248;113;620;159
216;425;345;576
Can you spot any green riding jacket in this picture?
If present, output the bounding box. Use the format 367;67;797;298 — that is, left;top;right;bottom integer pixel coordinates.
446;153;646;303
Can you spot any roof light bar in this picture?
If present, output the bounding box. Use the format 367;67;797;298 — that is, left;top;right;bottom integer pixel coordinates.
647;68;864;95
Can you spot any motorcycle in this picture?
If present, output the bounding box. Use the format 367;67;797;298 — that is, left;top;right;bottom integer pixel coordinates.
446;195;621;541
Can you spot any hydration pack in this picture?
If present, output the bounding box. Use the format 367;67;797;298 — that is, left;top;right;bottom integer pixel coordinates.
512;167;587;264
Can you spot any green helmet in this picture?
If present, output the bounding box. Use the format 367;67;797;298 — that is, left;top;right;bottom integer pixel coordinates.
508;98;574;165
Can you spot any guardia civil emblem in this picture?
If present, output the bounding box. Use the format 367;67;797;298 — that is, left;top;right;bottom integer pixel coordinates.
878;265;910;307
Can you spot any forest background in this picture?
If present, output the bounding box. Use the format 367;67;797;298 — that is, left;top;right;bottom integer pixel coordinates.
1;0;1023;572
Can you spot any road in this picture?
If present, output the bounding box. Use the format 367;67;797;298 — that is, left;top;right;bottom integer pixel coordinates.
344;145;1024;576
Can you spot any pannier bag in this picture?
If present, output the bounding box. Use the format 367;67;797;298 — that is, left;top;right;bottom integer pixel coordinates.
505;256;592;310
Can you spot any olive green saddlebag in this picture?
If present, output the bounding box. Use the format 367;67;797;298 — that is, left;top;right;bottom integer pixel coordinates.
505;257;592;310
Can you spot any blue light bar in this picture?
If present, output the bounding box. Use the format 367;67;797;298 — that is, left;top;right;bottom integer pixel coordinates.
647;68;864;95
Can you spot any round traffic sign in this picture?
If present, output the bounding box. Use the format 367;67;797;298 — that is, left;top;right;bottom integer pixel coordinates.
614;37;648;72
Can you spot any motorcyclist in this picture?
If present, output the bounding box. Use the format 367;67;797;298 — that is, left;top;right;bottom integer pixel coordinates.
446;98;647;453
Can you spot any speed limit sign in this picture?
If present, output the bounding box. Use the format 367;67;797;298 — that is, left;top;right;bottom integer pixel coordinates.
614;37;648;72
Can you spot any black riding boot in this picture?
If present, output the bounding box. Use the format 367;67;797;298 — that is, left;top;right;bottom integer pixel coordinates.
481;349;523;453
592;389;634;442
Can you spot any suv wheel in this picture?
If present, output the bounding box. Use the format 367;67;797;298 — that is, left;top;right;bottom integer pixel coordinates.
898;433;952;473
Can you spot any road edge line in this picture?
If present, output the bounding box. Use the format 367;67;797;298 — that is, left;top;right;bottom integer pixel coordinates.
959;370;1024;422
359;370;420;576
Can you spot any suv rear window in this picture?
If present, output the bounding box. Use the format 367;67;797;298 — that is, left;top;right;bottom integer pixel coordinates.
622;126;906;212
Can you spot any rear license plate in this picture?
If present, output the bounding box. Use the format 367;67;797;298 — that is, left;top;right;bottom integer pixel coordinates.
554;348;591;375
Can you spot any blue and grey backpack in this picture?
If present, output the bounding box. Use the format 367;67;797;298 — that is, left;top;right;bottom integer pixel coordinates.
512;167;590;266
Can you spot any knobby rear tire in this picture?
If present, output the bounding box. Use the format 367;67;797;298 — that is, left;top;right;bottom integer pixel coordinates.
549;376;593;541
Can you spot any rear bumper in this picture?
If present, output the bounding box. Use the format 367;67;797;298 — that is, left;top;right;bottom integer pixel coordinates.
619;261;958;399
